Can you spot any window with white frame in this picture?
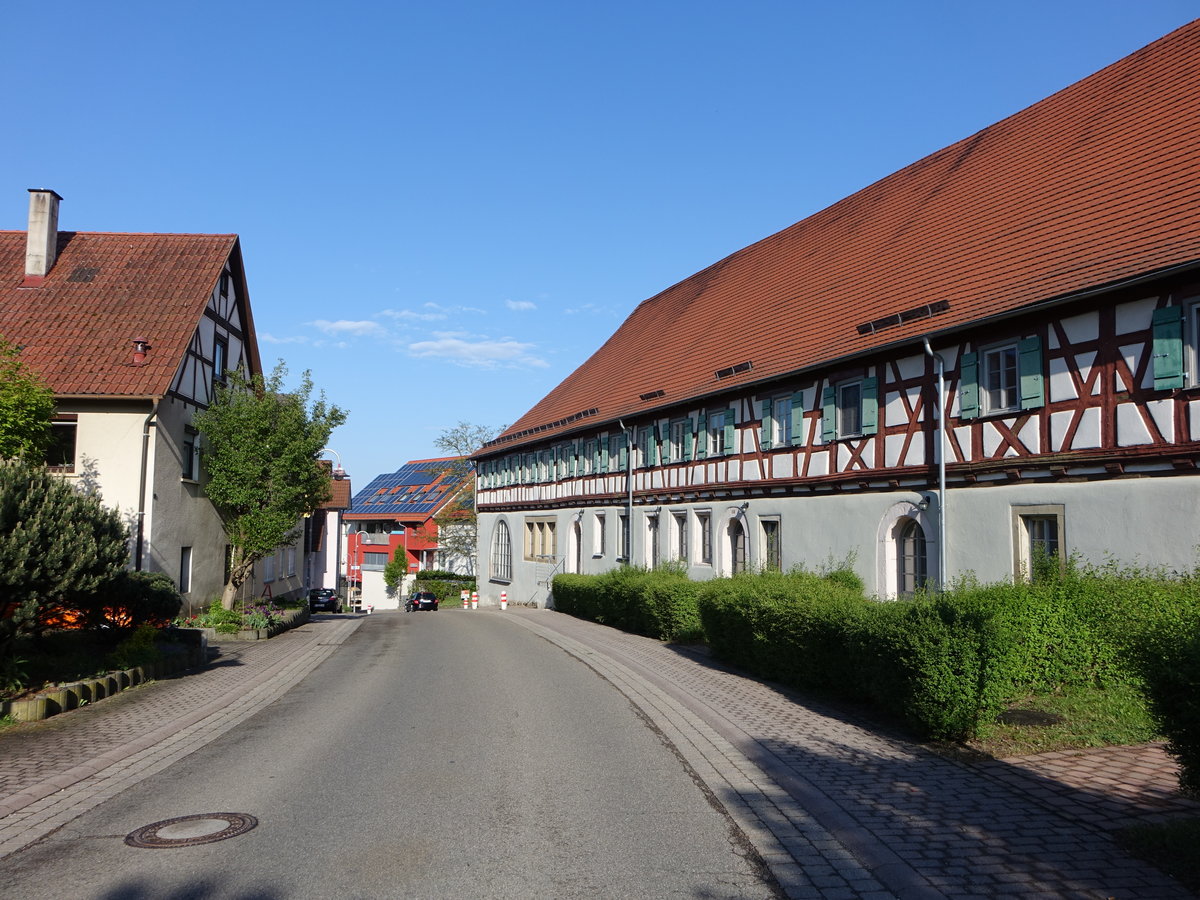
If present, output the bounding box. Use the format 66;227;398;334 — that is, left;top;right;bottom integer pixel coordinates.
286;546;296;577
362;552;388;571
771;396;792;448
983;344;1019;414
822;378;878;441
638;425;657;467
593;512;606;557
263;553;276;583
666;419;689;464
1012;504;1065;581
673;512;688;562
618;512;629;561
46;417;77;472
212;336;228;392
707;409;733;456
491;520;512;581
761;519;781;571
697;511;713;565
608;433;626;471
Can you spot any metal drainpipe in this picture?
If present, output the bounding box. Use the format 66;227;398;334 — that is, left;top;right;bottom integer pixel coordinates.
134;398;161;571
921;338;947;590
619;419;633;563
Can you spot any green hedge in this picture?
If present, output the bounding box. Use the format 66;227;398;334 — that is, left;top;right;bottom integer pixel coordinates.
553;563;1200;784
552;568;702;641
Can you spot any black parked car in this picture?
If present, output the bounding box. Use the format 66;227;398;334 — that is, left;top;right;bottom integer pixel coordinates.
405;591;439;611
308;588;341;613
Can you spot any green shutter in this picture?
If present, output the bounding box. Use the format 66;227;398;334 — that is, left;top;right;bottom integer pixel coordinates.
861;377;879;435
790;392;805;445
760;399;773;450
1152;305;1185;390
619;434;628;471
821;386;836;441
696;412;707;459
959;352;979;420
658;423;669;464
1018;337;1044;410
722;411;735;456
599;440;609;473
684;420;694;461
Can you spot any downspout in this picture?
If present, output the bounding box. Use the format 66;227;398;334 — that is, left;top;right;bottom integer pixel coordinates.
134;399;161;571
619;419;633;563
921;338;947;590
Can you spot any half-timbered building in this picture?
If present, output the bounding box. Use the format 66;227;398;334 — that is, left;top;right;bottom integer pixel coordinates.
473;21;1200;606
0;189;277;610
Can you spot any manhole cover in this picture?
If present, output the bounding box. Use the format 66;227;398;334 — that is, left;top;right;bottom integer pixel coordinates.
124;813;258;848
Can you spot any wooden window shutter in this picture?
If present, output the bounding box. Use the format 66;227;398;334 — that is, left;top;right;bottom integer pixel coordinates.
570;442;578;478
722;411;735;456
658;422;669;464
696;412;707;459
1152;305;1185;390
959;352;979;420
861;377;879;435
821;385;836;441
684;421;694;461
646;427;658;467
599;440;609;473
1018;337;1044;410
619;434;628;471
790;392;805;445
760;399;773;450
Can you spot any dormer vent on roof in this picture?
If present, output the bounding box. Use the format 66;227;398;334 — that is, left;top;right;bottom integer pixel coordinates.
23;189;63;287
715;361;752;380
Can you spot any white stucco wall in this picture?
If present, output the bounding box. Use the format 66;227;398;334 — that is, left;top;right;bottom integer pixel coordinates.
478;475;1200;603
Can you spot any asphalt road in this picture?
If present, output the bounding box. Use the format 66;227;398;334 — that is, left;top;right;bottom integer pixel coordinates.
0;610;779;899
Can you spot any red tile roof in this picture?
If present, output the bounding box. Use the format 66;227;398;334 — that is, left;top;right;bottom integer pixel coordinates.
0;230;243;397
492;20;1200;452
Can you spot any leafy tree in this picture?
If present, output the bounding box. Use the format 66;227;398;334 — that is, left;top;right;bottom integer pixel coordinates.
195;363;347;609
0;460;130;665
430;421;503;576
0;334;54;461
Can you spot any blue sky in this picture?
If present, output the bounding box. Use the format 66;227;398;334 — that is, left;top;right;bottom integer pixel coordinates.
4;1;1196;486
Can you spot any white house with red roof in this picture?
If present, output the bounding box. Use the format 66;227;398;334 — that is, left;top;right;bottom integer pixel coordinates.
0;190;297;612
473;21;1200;606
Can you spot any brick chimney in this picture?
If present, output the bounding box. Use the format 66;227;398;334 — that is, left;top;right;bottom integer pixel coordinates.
24;189;63;287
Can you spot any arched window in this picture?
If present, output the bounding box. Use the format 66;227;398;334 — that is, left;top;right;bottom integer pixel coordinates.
897;518;927;595
491;520;512;582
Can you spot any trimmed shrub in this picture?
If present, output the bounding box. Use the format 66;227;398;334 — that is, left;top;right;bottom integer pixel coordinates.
552;567;702;641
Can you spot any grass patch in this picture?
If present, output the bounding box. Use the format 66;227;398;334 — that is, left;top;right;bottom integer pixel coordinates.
1116;818;1200;895
966;682;1159;758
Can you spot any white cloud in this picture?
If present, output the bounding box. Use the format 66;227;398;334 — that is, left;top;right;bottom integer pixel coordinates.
407;335;549;369
260;332;310;345
380;307;447;322
311;319;386;337
505;299;537;311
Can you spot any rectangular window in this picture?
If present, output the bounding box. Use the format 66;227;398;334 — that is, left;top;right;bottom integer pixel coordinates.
762;519;781;571
837;381;862;437
593;512;606;557
619;513;629;561
771;396;792;448
524;517;557;561
822;378;878;440
608;434;626;472
287;546;296;577
697;511;713;565
182;426;200;480
1012;504;1065;581
362;552;388;571
179;546;192;594
639;426;657;467
983;344;1019;414
582;440;596;475
46;418;78;472
263;553;276;583
673;512;688;562
667;419;688;464
213;336;228;392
